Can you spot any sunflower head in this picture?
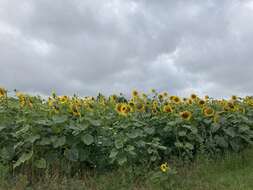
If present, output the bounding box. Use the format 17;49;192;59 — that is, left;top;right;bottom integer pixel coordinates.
135;102;145;112
173;96;181;104
120;103;131;115
152;108;158;114
163;105;173;113
115;103;123;113
58;95;68;104
0;88;7;98
204;95;209;100
158;94;164;100
180;111;192;120
231;95;237;101
131;90;139;97
203;107;215;117
160;162;169;173
163;92;168;97
187;99;193;105
190;94;197;100
198;99;205;106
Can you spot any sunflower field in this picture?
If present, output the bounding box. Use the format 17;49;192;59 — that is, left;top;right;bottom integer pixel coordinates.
0;87;253;176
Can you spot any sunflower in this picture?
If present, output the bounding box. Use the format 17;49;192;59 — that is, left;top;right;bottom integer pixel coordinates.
203;107;215;117
163;92;168;97
231;95;237;101
129;101;135;107
110;94;117;102
158;93;164;100
153;100;158;107
173;96;181;104
180;111;192;120
160;162;169;173
190;94;197;100
135;102;145;112
58;95;68;104
18;94;26;107
131;90;139;97
152;108;158;114
187;99;193;105
0;88;7;97
163;105;173;113
120;103;131;115
71;105;81;117
198;99;205;106
204;95;209;100
150;88;156;93
115;103;123;113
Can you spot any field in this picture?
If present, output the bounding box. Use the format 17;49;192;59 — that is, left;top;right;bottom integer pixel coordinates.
0;87;253;189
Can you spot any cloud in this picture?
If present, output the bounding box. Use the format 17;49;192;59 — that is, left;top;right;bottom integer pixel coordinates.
0;0;253;97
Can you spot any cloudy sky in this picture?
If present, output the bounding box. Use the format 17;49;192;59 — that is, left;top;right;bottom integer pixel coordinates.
1;0;253;98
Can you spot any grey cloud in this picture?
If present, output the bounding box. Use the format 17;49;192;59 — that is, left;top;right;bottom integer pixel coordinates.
0;0;253;97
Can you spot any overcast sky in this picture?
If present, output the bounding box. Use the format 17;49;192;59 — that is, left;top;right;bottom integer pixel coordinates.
1;0;253;98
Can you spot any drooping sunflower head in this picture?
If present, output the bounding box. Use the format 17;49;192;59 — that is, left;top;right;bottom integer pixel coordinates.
160;162;169;173
187;99;193;105
163;105;173;113
115;103;123;113
0;87;7;97
71;105;81;117
180;111;192;120
203;107;215;117
135;102;145;112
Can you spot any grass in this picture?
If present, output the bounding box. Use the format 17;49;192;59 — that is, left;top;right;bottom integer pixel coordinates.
1;148;253;190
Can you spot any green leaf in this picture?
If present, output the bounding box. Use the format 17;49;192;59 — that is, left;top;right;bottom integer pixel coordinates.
223;128;236;138
81;134;94;145
0;125;6;132
144;127;155;135
35;158;47;169
117;156;127;165
215;136;228;148
52;115;68;124
125;145;135;152
115;139;124;149
13;151;33;169
52;136;66;148
65;148;79;162
26;134;40;143
178;131;187;136
39;137;51;145
109;148;118;158
0;146;14;161
175;142;183;148
88;119;101;127
211;123;220;133
185;142;194;150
